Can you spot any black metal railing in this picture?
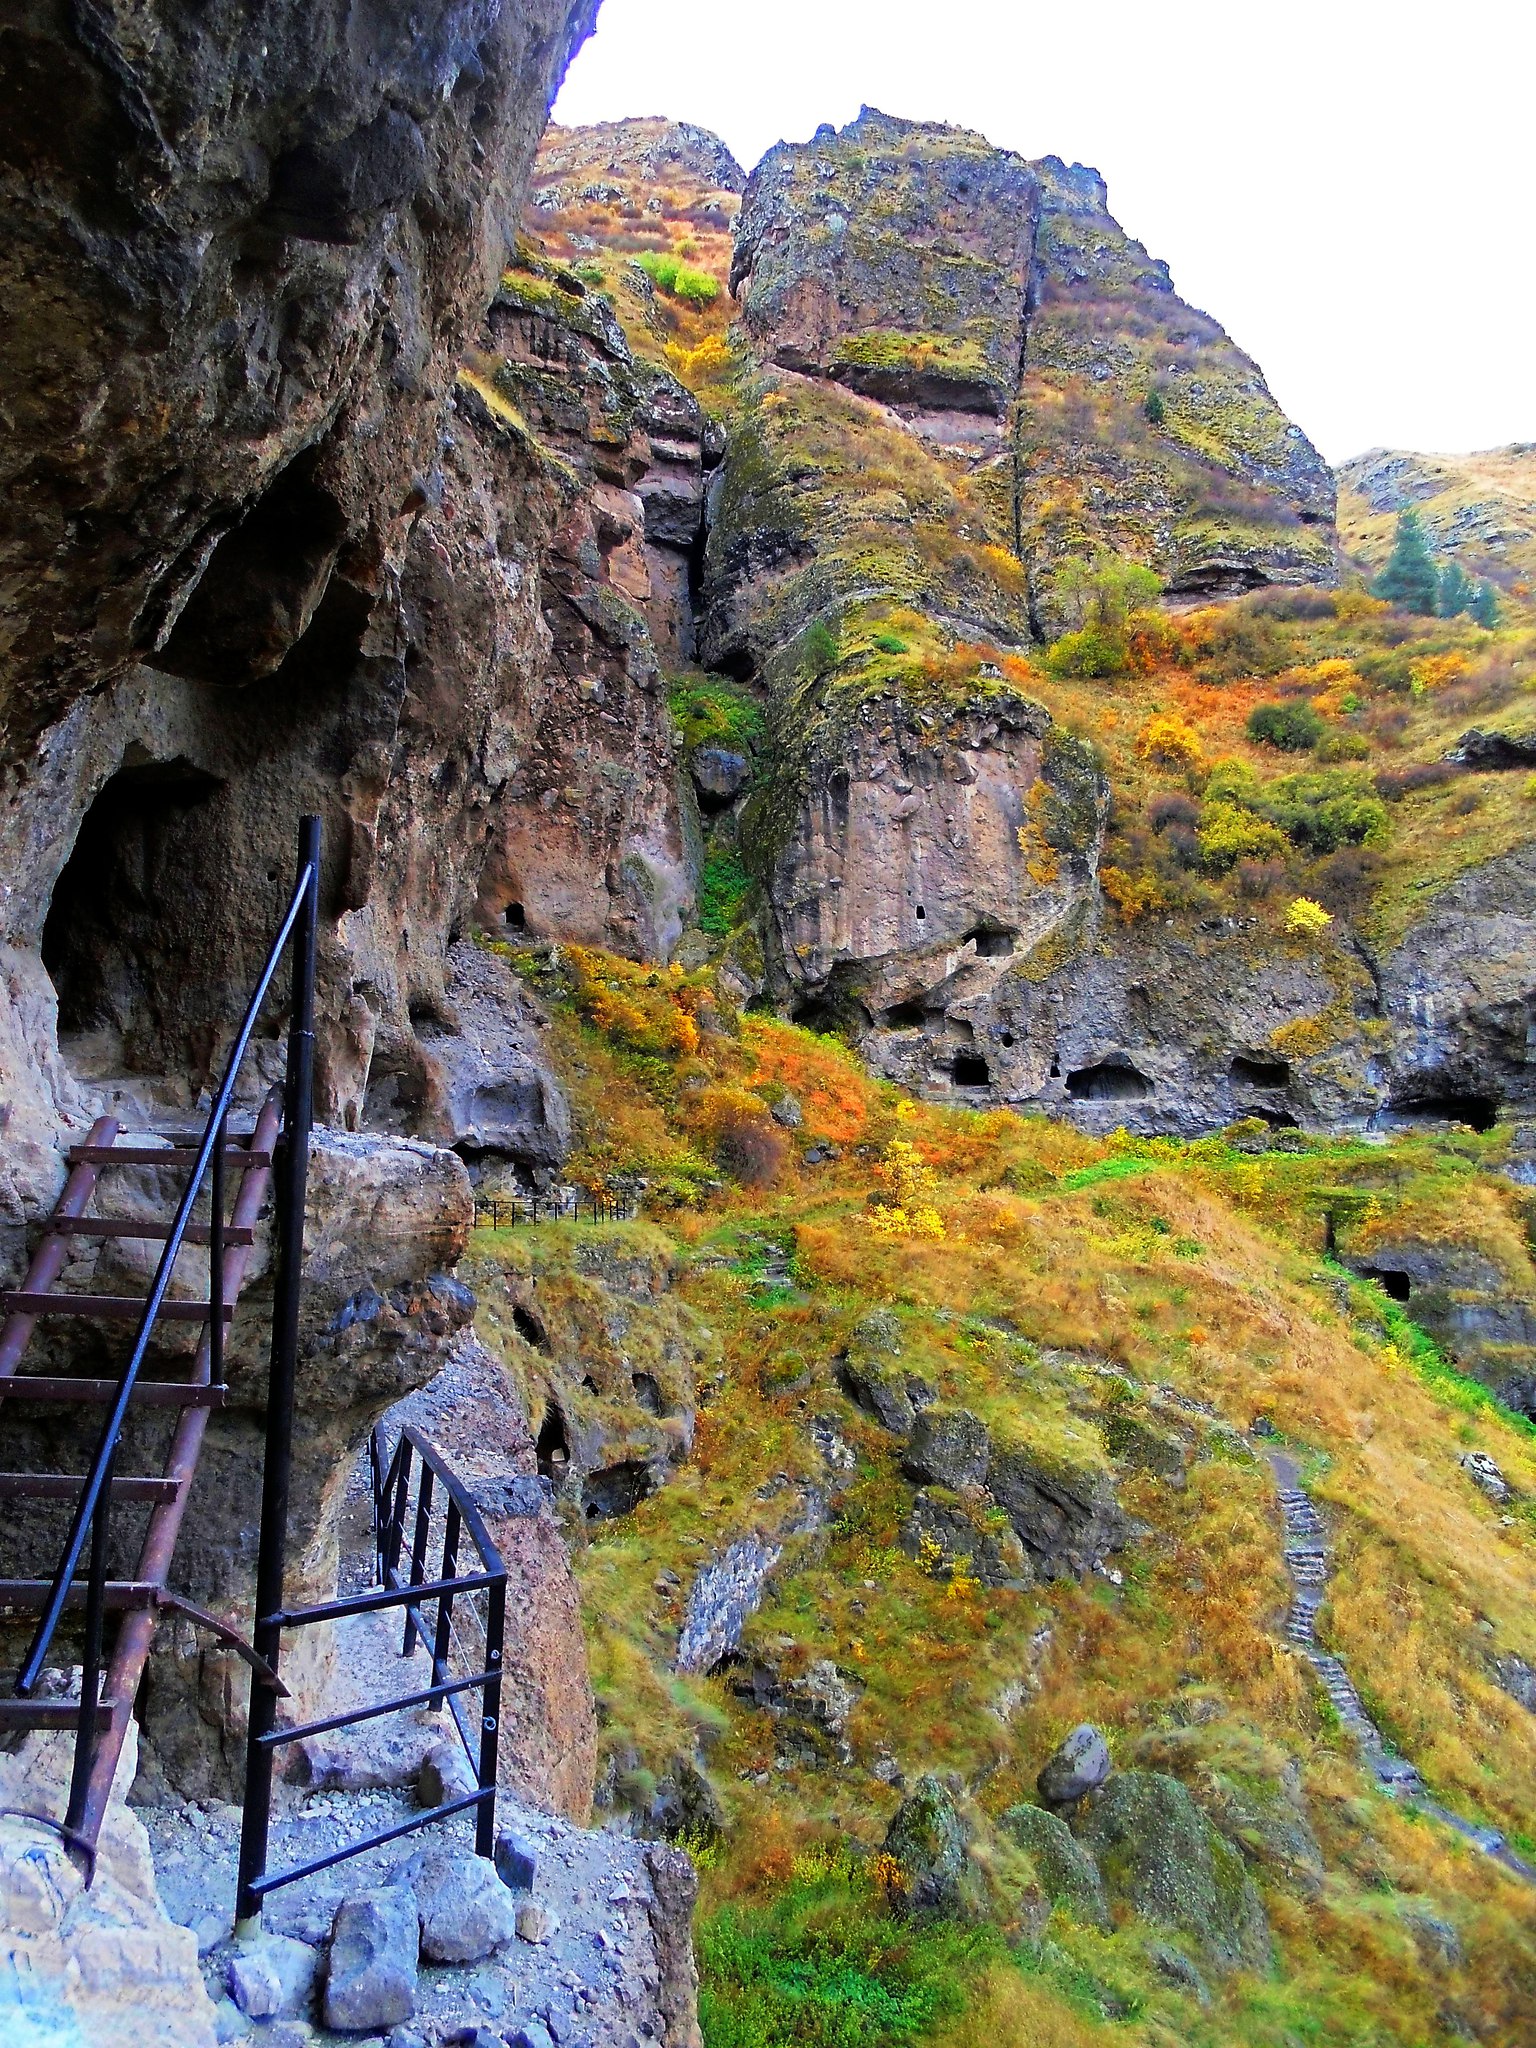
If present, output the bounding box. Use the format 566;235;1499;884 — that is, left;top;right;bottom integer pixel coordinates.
234;1423;505;1921
14;816;321;1867
474;1189;636;1229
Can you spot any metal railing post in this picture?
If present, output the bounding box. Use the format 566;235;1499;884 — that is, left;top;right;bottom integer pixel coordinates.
477;1574;505;1860
236;816;320;1930
63;1438;114;1864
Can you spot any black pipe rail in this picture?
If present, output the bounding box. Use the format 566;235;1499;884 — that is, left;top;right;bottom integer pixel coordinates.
13;816;321;1869
234;1423;505;1923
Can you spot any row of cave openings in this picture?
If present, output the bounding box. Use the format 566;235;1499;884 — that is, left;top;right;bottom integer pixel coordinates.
515;1300;671;1524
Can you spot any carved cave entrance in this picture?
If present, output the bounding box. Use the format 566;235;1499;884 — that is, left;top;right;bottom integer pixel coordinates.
42;759;239;1094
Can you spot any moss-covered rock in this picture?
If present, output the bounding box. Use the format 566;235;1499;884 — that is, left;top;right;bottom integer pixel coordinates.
998;1803;1111;1930
1075;1770;1274;1974
884;1774;969;1917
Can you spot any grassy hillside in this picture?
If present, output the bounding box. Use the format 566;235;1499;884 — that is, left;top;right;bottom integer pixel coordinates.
464;941;1536;2047
1339;447;1536;594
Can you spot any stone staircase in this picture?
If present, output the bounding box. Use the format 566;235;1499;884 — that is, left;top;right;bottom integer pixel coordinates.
1268;1453;1533;1878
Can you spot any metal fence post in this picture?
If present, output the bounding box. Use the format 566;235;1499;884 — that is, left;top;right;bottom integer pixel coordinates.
236;816;319;1930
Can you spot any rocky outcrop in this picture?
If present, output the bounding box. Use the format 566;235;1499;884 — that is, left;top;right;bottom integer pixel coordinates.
1074;1769;1274;1975
732;112;1038;421
0;1722;219;2047
470;1224;715;1525
1020;157;1335;620
759;691;1107;1042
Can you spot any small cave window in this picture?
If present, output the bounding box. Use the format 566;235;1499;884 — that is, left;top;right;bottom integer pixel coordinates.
632;1371;663;1415
1231;1053;1291;1089
1357;1265;1412;1302
1388;1092;1498;1133
964;927;1015;958
584;1459;655;1521
511;1303;548;1351
952;1049;991;1088
535;1401;570;1484
504;902;526;931
1066;1058;1153;1102
1241;1105;1300;1129
1049;1054;1061;1078
882;1001;928;1030
914;905;926;920
999;1031;1015;1048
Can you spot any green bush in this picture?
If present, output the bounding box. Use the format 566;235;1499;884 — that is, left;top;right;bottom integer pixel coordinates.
1046;625;1127;678
1247;701;1324;751
635;250;720;306
1196;799;1291;873
803;618;842;676
1143;389;1166;425
1206;762;1390;857
698;851;752;936
669;678;765;754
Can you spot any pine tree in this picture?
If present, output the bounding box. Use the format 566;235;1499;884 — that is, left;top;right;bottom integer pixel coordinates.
1437;559;1474;618
1143;389;1166;426
1372;509;1440;614
1469;581;1501;629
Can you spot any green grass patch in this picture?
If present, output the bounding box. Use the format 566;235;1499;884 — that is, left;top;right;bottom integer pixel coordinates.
698;1851;992;2047
699;850;753;936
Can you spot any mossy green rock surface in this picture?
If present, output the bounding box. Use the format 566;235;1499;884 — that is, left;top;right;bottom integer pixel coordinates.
998;1803;1111;1930
884;1774;968;1918
1075;1770;1273;1973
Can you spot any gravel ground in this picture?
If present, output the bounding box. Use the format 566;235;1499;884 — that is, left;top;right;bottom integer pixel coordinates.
145;1787;677;2046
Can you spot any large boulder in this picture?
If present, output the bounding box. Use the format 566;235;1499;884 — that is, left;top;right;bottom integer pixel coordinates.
1074;1771;1273;1975
988;1444;1129;1579
394;1844;518;1964
883;1776;968;1918
323;1886;419;2032
903;1406;991;1489
902;1486;1031;1588
997;1804;1110;1931
1037;1724;1113;1810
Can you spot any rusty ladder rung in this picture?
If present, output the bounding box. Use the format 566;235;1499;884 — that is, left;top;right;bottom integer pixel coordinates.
0;1472;181;1503
65;1145;272;1169
0;1378;226;1408
1;1293;232;1322
47;1217;256;1247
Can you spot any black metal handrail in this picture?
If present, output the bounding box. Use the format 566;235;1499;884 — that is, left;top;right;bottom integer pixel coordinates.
234;1422;506;1920
15;816;321;1861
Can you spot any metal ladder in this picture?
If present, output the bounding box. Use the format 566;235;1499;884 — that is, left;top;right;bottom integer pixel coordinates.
0;818;319;1878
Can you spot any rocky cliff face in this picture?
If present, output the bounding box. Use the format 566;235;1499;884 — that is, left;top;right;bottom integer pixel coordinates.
0;0;630;1811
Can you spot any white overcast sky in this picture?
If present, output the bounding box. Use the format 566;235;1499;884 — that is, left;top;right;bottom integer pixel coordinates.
552;0;1534;465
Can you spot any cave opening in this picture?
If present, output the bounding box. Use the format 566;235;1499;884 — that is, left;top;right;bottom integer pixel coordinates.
504;901;527;931
511;1303;548;1351
1065;1057;1153;1102
42;759;234;1085
1357;1265;1412;1302
632;1370;663;1415
1231;1053;1291;1089
157;448;346;688
584;1459;654;1520
1241;1104;1300;1129
791;995;842;1033
1387;1092;1499;1133
882;1001;929;1030
914;905;926;921
952;1049;991;1087
964;926;1015;958
535;1401;570;1484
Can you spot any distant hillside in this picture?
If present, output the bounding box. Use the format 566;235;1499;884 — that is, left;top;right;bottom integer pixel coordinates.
1338;444;1536;591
